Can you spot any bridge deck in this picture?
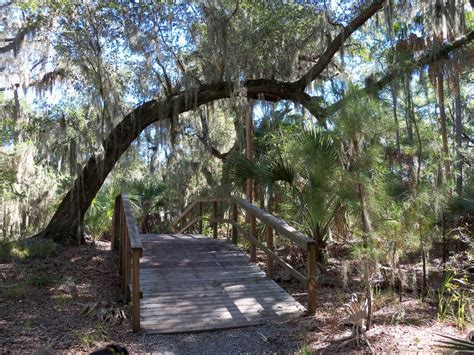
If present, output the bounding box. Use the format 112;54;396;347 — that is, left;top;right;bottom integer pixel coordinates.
139;233;305;333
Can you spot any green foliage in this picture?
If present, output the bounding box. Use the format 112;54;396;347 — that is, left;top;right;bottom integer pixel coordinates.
0;239;58;262
1;285;27;300
130;177;167;233
84;183;120;240
436;333;474;352
29;273;54;288
437;272;471;329
299;341;314;355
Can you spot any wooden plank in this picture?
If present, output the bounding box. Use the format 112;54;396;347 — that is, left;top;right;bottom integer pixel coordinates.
140;309;302;332
140;263;262;273
142;286;291;304
141;309;302;327
139;280;285;297
140;295;300;310
141;302;303;318
140;285;295;299
134;232;306;333
140;274;267;286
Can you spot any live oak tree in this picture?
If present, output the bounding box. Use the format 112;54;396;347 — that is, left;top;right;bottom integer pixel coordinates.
2;0;473;245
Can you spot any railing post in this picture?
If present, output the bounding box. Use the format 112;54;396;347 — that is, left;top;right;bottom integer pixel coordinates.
180;208;185;233
198;201;203;234
231;202;238;244
307;242;317;315
123;233;131;303
112;196;121;251
213;201;218;239
187;209;192;232
266;224;274;278
131;249;141;332
250;214;257;262
118;202;123;275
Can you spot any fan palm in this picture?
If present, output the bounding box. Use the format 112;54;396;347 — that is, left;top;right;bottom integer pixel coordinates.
227;125;342;268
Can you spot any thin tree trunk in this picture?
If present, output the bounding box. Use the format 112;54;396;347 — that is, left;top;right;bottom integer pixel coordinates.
245;99;254;204
453;66;463;195
404;75;416;185
437;73;450;178
390;82;401;166
13;84;22;143
358;183;373;330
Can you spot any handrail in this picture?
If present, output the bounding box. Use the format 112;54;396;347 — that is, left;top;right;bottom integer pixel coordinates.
172;194;317;314
215;218;307;283
121;195;143;251
111;193;142;332
230;196;315;248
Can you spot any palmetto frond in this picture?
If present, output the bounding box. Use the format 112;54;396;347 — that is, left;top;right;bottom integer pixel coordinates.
435;333;474;352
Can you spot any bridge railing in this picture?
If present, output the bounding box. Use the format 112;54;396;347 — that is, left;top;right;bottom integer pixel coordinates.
111;194;143;332
173;195;317;314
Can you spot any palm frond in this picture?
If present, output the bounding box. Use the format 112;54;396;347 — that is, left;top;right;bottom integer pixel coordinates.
435;333;474;351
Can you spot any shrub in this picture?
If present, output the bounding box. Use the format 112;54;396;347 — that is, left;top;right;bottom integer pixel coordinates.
0;238;58;262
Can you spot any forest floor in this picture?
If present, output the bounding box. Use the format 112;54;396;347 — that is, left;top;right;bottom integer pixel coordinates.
0;240;470;354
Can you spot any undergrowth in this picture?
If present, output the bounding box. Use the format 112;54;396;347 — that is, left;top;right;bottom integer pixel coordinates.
0;238;58;262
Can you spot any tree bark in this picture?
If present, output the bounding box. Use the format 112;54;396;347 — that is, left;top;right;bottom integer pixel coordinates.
358;183;373;330
390;82;402;166
437;73;450;178
453;63;463;195
404;75;416;185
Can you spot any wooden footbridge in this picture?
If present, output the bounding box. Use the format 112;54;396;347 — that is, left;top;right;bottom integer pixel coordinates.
111;195;317;333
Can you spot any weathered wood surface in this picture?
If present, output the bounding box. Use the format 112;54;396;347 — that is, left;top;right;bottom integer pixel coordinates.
139;233;305;334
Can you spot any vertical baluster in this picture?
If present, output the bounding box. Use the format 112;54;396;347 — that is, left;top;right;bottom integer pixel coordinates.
198;201;203;234
213;201;218;239
250;214;257;262
131;249;141;332
266;225;274;278
231;202;238;245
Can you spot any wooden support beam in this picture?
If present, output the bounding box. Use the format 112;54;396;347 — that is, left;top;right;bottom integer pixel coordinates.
123;234;131;302
198;202;203;234
132;249;141;332
213;201;218;239
231;202;238;244
118;201;123;275
250;214;257;262
307;243;317;315
266;225;274;278
180;209;185;233
219;219;307;283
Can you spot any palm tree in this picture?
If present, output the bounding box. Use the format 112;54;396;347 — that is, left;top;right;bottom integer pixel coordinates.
228;123;342;269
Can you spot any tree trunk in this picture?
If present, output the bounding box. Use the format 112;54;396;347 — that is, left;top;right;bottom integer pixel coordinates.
437;73;450;178
404;75;416;185
246;99;254;203
358;183;373;330
40;84;233;244
453;65;463;195
390;82;402;166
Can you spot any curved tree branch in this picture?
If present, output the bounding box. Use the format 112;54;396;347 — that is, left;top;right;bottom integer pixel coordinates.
295;0;385;89
41;24;474;244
